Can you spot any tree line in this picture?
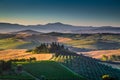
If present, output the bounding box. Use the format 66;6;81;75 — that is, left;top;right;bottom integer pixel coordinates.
0;57;36;75
10;57;36;62
31;42;75;57
0;60;12;74
101;55;120;61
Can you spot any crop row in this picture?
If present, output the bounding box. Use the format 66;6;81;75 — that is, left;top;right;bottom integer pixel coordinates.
52;55;120;80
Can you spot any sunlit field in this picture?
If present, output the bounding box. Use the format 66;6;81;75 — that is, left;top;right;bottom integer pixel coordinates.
0;49;52;61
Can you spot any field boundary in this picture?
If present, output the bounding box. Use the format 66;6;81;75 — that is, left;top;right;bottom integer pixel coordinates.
23;71;40;80
58;62;86;79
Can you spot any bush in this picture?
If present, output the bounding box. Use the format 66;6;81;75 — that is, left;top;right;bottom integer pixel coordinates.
102;75;116;80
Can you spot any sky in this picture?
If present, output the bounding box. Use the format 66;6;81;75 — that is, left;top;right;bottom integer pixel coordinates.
0;0;120;26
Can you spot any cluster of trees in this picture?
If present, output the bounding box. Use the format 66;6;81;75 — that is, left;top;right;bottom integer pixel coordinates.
0;60;24;76
10;57;36;62
0;57;36;75
109;55;120;61
101;55;120;61
32;43;50;53
32;42;75;57
0;60;12;74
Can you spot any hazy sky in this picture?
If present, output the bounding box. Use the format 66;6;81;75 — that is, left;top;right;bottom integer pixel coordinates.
0;0;120;26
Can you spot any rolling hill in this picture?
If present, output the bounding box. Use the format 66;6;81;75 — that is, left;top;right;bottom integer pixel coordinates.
0;30;71;49
82;49;120;59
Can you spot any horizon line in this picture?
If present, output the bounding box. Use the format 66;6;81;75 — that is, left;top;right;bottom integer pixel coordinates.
0;21;119;27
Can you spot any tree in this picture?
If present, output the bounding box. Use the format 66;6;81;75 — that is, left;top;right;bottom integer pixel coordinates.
102;75;116;80
29;57;36;62
40;75;46;80
16;64;23;74
101;55;109;61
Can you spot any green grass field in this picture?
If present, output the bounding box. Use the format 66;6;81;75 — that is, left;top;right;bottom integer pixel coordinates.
0;38;29;49
63;39;120;50
0;38;41;49
0;72;35;80
0;38;40;49
63;39;95;49
23;61;85;80
55;33;120;50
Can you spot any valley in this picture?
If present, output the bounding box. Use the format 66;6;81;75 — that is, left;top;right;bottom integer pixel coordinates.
0;31;120;62
0;30;120;80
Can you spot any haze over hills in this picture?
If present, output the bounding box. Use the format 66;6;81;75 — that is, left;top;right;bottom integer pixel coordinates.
10;29;42;35
0;22;120;34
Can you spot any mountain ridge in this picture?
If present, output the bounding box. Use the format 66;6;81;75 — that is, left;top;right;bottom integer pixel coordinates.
1;22;119;28
0;22;120;33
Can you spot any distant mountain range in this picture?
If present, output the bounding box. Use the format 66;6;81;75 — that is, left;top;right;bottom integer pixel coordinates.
0;22;120;34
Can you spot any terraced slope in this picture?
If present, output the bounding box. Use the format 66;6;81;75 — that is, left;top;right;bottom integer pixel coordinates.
52;55;120;80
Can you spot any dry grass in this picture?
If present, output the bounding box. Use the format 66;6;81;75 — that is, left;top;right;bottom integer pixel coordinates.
0;49;52;61
83;49;120;59
57;37;72;42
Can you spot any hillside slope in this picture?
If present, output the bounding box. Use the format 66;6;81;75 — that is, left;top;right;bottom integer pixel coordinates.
82;49;120;59
0;49;52;61
0;32;71;49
